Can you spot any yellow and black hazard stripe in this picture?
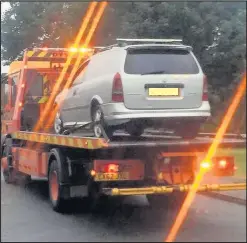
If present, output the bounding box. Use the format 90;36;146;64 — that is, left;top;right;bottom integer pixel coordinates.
38;96;49;104
27;50;52;58
24;96;49;104
26;50;71;60
42;74;50;97
11;131;109;150
23;73;51;104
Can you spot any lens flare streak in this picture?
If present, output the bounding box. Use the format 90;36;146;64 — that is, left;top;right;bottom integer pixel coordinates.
165;72;246;242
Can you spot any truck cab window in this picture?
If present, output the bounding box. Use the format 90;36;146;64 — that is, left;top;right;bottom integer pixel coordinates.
1;77;9;109
11;75;19;107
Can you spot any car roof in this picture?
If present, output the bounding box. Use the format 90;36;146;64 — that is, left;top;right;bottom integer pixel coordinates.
78;43;193;69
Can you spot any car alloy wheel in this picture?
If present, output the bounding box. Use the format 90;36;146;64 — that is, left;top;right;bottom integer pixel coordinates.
54;112;63;134
93;109;103;138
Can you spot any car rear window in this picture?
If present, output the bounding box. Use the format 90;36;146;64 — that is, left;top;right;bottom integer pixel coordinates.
124;48;199;75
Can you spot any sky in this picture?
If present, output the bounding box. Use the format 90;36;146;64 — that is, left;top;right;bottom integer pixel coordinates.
1;2;11;73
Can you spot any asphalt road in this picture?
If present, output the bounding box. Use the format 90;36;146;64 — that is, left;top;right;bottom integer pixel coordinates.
1;178;246;242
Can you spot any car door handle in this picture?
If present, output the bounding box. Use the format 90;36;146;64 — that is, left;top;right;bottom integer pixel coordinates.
73;90;77;96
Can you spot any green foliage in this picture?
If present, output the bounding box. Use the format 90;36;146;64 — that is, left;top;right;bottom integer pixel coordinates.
1;2;246;131
1;2;89;63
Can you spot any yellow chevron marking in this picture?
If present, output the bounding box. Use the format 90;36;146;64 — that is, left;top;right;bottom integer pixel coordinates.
27;51;34;57
40;135;45;142
43;76;49;83
61;137;66;145
68;138;74;146
87;140;93;149
45;136;51;143
76;139;83;147
53;136;58;144
37;51;48;58
38;96;49;104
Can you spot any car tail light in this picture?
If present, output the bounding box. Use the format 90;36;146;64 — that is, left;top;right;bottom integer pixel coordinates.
202;75;208;101
104;163;119;173
212;156;235;176
112;73;124;102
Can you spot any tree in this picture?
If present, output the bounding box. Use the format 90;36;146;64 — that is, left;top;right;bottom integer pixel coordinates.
1;2;89;64
1;2;246;131
118;2;246;124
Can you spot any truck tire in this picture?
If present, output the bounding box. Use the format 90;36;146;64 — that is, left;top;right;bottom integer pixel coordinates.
48;160;69;212
2;138;16;184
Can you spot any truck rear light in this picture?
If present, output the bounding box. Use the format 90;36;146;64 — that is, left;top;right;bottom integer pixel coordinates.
90;169;96;176
112;73;124;102
218;159;227;168
104;163;119;173
69;47;78;52
200;161;212;170
213;156;235;176
202;75;208;101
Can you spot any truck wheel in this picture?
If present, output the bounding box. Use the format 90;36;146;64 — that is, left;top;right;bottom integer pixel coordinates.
3;168;16;184
48;160;68;212
2;138;16;184
92;105;113;139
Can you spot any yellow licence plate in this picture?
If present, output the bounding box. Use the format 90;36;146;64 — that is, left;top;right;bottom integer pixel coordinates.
95;172;129;181
148;88;179;96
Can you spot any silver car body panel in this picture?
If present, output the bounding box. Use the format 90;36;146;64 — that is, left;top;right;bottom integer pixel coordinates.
55;44;211;129
101;101;210;126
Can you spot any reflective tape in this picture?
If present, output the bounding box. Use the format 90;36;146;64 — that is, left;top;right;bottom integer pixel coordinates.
11;131;108;149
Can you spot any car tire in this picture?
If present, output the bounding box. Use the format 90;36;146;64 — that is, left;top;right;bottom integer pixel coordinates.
92;105;113;139
125;123;144;137
175;123;201;139
53;112;64;134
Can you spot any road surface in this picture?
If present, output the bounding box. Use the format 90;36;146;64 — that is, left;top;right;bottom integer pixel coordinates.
1;178;246;242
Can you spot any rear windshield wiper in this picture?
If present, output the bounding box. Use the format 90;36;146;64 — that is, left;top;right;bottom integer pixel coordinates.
141;70;169;75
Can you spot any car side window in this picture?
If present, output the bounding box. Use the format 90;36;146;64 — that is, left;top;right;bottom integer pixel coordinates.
72;60;90;86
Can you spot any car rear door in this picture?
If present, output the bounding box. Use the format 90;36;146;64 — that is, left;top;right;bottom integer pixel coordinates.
121;46;204;110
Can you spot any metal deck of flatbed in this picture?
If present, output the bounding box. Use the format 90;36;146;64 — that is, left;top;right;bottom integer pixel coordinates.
107;137;245;148
10;131;246;150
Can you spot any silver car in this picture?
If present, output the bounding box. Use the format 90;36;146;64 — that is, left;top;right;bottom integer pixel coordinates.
54;39;211;139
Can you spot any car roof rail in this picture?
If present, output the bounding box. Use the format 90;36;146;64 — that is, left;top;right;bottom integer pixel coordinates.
92;38;184;54
116;38;183;46
93;44;119;53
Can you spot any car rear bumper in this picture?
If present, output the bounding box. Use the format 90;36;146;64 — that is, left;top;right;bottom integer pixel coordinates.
101;102;211;126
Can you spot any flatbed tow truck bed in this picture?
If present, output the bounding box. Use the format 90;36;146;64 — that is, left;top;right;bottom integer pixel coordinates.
10;130;246;149
1;130;246;213
1;46;245;213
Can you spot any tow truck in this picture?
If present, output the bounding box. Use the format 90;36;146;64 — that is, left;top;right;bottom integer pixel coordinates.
1;46;246;212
